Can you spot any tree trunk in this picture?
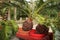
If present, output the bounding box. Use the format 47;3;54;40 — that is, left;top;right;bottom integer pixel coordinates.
8;8;10;20
14;7;16;20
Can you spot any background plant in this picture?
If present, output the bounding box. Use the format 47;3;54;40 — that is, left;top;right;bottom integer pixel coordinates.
0;20;18;40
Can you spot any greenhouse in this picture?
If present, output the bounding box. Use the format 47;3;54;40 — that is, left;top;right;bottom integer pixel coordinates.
0;0;60;40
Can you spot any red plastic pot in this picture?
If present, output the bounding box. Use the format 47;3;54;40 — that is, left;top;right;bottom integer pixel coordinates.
16;28;30;39
16;28;53;40
29;30;45;40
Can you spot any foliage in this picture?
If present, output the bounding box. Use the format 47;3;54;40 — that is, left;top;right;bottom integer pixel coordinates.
0;21;12;40
0;20;18;40
9;20;18;35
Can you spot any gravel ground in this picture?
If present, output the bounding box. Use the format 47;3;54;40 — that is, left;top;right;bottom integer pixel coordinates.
10;36;20;40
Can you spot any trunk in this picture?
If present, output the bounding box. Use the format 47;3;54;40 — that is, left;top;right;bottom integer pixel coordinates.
22;18;33;31
8;8;10;20
14;7;16;20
